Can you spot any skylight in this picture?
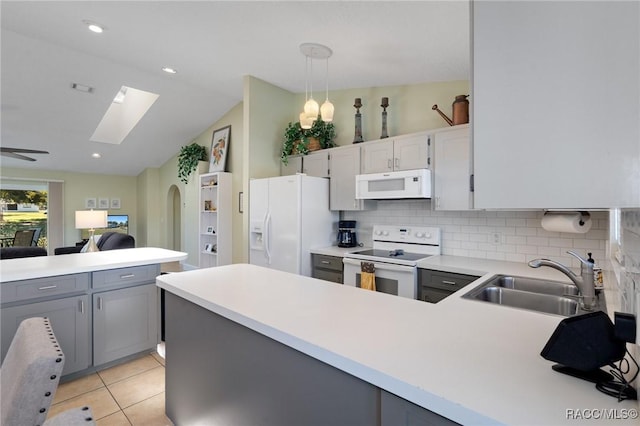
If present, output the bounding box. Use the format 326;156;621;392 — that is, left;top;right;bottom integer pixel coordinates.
90;86;159;145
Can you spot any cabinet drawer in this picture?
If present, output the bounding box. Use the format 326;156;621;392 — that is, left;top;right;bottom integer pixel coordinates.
420;269;479;292
1;273;89;304
313;269;343;284
92;265;160;290
312;255;343;272
420;287;452;304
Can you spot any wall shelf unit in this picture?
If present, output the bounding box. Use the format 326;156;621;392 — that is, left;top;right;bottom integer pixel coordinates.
199;172;232;268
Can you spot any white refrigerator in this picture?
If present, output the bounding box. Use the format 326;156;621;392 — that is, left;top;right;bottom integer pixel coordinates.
249;174;338;276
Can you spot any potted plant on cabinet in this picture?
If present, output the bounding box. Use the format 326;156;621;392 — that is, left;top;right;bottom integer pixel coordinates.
281;118;336;165
178;143;207;184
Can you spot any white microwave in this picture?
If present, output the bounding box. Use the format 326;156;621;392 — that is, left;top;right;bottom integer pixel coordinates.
355;169;431;200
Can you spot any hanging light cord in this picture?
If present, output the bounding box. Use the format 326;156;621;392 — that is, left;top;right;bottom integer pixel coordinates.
325;57;330;101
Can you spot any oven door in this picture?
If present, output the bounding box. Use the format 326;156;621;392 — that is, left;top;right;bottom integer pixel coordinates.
342;257;417;299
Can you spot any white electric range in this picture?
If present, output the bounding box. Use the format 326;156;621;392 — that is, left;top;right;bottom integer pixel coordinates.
342;225;441;299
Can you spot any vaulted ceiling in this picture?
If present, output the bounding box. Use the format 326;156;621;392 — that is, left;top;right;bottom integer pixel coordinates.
1;1;469;176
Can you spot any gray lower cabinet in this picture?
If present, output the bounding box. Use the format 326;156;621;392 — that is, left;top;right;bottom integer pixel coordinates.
381;390;459;426
311;254;343;283
1;295;91;375
166;292;458;426
93;283;158;366
419;269;479;303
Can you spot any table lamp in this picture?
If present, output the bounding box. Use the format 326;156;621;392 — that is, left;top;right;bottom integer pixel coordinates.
75;210;107;252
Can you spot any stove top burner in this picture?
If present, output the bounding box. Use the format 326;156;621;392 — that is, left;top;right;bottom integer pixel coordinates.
349;249;430;262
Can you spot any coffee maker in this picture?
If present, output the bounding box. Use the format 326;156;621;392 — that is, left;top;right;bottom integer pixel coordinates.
337;220;358;248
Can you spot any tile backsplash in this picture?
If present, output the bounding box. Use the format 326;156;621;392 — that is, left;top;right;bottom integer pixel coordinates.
619;208;640;320
342;201;609;269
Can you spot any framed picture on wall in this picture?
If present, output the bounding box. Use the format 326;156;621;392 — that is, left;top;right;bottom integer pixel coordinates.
85;198;97;209
110;198;121;209
209;125;231;172
98;198;109;209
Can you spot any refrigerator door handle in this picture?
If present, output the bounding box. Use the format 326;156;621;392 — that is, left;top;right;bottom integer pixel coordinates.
264;211;272;264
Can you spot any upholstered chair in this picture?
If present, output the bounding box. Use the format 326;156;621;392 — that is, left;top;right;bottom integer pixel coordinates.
0;317;95;425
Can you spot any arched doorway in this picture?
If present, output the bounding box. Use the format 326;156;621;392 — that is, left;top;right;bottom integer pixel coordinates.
166;185;181;251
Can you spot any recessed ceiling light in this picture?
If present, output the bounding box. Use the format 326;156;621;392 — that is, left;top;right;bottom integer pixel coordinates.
82;20;105;33
91;153;102;159
162;67;178;74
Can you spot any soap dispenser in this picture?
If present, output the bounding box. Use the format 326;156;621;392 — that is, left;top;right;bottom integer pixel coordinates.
587;253;603;286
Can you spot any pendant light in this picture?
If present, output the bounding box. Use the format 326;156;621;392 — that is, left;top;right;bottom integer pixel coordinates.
300;55;314;129
300;43;333;127
320;54;334;122
303;52;319;119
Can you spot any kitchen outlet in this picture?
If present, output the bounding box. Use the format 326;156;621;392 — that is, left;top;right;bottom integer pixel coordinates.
491;232;502;245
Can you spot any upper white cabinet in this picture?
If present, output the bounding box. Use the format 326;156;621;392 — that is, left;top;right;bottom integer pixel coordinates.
473;1;640;208
329;145;374;211
302;150;330;178
433;125;472;210
281;151;329;178
361;132;430;174
199;172;232;268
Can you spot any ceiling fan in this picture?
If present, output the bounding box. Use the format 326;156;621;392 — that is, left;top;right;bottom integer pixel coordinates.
1;147;49;161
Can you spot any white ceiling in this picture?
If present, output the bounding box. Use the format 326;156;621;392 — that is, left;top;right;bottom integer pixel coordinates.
0;1;470;176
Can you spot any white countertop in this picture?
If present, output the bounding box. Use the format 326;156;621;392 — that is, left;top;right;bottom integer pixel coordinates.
310;245;368;257
0;247;187;282
157;263;639;425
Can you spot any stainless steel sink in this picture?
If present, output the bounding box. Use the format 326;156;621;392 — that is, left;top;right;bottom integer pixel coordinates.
462;275;580;316
485;275;579;297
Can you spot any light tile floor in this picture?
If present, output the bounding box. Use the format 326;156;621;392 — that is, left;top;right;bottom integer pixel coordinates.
48;349;172;425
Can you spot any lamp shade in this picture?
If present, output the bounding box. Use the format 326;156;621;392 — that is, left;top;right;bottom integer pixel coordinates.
75;210;107;229
304;98;319;118
320;100;334;122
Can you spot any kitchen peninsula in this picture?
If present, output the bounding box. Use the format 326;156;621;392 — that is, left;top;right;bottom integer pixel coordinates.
158;263;638;425
1;248;187;377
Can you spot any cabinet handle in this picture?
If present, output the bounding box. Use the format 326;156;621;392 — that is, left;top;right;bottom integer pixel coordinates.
442;280;457;285
321;260;331;264
38;285;57;291
394;158;399;168
79;299;85;314
120;274;135;279
387;159;392;169
97;297;103;310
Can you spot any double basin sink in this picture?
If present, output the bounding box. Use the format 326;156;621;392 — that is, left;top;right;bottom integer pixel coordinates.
462;275;583;316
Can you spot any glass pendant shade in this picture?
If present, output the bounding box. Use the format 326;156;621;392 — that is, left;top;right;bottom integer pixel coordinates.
304;98;319;119
321;100;334;122
300;112;313;129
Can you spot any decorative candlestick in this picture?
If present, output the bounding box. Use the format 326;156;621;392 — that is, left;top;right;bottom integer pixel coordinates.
353;98;364;143
380;97;389;139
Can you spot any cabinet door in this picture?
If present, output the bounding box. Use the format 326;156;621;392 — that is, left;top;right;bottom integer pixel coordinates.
93;284;158;366
1;295;91;375
473;1;640;208
361;139;393;174
302;151;329;178
433;126;472;210
381;390;458;426
280;155;302;176
393;132;429;171
329;146;371;211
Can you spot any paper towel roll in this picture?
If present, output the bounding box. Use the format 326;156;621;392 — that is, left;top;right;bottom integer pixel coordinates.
541;212;592;233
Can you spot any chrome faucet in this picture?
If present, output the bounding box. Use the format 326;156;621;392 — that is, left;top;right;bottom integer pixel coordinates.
528;251;596;310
